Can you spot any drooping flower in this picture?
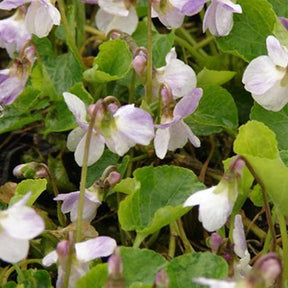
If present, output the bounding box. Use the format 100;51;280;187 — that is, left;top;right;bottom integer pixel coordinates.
0;193;45;263
54;190;101;222
95;0;138;35
151;0;185;29
0;7;31;58
242;35;288;111
184;156;245;232
155;48;197;99
43;236;117;288
202;0;242;36
63;92;155;166
154;86;202;159
0;0;61;38
0;45;35;106
170;0;208;16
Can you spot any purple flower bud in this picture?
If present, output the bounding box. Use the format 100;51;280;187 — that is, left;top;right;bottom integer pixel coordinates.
154;269;169;288
56;240;70;258
229;155;245;178
133;50;147;76
107;248;123;277
13;162;48;179
106;171;121;187
210;233;224;253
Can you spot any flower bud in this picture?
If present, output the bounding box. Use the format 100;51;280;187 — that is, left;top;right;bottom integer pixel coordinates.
56;240;70;258
133;49;147;76
106;171;121;187
210;233;224;253
13;162;48;179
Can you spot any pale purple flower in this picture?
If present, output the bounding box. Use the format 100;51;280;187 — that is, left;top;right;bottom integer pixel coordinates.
0;8;31;58
155;48;197;99
242;35;288;111
154;88;202;159
194;278;237;288
63;92;155;166
0;193;45;263
0;0;61;38
203;0;242;36
95;6;138;35
170;0;208;16
0;45;35;106
152;0;185;29
43;237;117;288
54;190;101;222
184;157;245;232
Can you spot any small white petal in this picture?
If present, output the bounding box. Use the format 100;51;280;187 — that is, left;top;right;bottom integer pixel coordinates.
233;215;247;259
266;35;288;67
96;7;138;35
167;121;189;151
194;277;237;288
98;0;129;16
67;127;86;152
75;236;117;262
74;133;105;166
0;232;29;263
42;250;58;266
242;56;285;95
214;3;234;36
184;186;232;232
154;127;170;159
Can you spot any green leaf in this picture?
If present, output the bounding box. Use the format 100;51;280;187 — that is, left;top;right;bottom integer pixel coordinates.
216;0;276;62
268;0;288;17
76;264;108;288
280;150;288;166
166;252;228;288
185;85;238;136
118;166;205;238
250;103;288;150
132;21;175;67
250;184;264;207
197;68;236;86
120;247;166;286
233;121;288;215
233;120;279;159
10;179;47;207
83;39;132;83
114;178;141;195
20;269;52;288
3;282;17;288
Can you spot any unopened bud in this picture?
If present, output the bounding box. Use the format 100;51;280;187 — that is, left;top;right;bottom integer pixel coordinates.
210;233;224;253
56;240;70;258
13;162;48;179
154;269;169;288
87;103;97;117
229;155;245;178
106;171;121;187
133;50;147;75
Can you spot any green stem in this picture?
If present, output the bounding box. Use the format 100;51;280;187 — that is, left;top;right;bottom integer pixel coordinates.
177;219;194;253
62;242;74;288
129;154;149;163
57;0;83;67
76;104;98;242
193;35;215;50
240;156;276;252
129;70;136;104
133;234;145;249
14;264;25;283
169;222;177;258
278;212;288;282
145;0;153;104
174;36;206;63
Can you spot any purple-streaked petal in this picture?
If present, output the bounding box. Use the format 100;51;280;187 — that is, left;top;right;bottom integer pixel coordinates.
74;133;105;166
184;186;232;232
233;215;247;258
54;191;80;213
96;7;138;35
266;35;288;67
154;127;170;159
251;79;288;112
1;204;45;239
194;277;237;288
63;92;88;127
0;69;9;83
242;56;285;95
0;232;29;263
67;127;86;152
75;236;117;262
114;104;155;145
25;0;60;38
42;250;58;266
98;0;129;17
173;88;203;119
218;0;242;13
0;0;30;10
170;0;207;16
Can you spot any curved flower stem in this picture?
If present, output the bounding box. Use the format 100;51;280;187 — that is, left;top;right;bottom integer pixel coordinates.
57;0;83;67
133;233;145;248
76;104;98;242
145;0;153;104
177;219;194;253
169;222;178;258
240;156;277;252
278;211;288;283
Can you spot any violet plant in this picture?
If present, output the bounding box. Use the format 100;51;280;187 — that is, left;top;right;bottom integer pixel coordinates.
1;0;288;287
